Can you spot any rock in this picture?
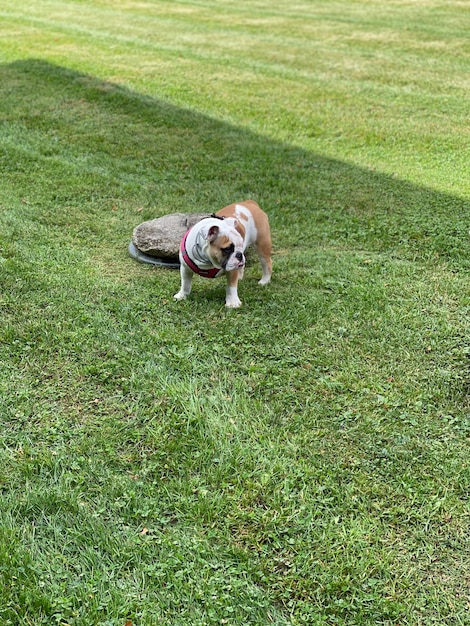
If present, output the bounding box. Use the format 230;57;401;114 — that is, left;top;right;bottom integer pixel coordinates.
128;241;181;268
132;212;209;260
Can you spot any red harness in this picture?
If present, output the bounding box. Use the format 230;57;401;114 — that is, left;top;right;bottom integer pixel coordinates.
180;229;222;279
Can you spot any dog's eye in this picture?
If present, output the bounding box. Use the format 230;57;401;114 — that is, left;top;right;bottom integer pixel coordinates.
222;244;234;255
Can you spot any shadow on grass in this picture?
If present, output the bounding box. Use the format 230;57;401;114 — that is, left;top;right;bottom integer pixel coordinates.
0;58;468;270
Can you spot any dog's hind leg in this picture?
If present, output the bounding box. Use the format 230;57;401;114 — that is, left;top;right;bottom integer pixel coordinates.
255;239;272;285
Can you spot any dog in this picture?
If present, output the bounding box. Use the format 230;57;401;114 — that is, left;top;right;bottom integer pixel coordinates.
174;200;272;308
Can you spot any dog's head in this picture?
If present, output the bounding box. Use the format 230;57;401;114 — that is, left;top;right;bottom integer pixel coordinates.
204;218;245;271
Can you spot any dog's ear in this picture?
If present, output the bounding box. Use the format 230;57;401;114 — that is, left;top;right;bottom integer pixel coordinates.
226;217;239;230
207;225;220;242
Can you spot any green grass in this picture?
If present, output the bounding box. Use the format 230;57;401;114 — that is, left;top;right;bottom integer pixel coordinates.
0;1;469;624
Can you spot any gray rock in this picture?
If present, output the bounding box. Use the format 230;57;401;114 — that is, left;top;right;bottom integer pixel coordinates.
132;212;209;259
128;241;181;268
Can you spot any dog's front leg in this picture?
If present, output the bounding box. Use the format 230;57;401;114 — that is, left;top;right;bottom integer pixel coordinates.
225;269;242;308
174;262;194;301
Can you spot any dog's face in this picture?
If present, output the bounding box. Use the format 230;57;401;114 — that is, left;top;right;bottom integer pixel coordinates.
205;219;245;271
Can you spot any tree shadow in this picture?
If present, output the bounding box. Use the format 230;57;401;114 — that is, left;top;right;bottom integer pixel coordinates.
0;58;468;268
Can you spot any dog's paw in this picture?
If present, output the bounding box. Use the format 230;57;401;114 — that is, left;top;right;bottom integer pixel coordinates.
258;276;271;286
174;291;187;301
225;297;242;308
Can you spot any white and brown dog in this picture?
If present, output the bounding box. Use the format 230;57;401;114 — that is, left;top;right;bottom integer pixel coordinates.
174;200;272;308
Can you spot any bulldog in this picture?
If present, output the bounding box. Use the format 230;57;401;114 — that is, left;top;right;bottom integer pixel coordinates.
174;200;272;308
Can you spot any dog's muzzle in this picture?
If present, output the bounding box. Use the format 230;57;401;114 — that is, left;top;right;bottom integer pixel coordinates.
225;251;245;270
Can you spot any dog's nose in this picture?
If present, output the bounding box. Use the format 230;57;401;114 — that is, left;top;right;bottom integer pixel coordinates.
235;252;243;262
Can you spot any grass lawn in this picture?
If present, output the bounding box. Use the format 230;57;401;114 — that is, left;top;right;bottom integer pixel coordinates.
0;1;469;624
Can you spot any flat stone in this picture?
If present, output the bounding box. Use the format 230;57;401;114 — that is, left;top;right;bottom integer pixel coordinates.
128;241;181;268
131;212;209;265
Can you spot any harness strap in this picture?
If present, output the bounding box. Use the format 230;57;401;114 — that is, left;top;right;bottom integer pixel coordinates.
180;229;221;279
